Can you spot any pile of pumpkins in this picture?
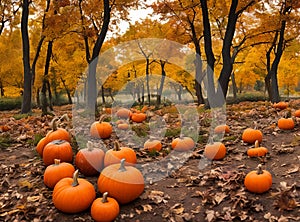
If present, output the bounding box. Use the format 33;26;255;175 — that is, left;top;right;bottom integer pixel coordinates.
35;102;299;220
36;115;144;221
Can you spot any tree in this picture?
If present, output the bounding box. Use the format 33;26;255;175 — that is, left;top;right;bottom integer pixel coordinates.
21;0;31;113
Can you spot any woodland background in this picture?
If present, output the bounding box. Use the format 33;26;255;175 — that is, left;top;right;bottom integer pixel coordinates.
0;0;299;113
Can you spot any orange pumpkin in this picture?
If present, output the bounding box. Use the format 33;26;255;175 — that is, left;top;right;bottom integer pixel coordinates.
42;140;73;166
43;159;75;189
204;142;226;160
45;117;71;144
91;192;120;222
244;164;272;193
36;137;48;157
75;142;105;176
144;139;162;152
53;170;96;213
242;128;263;144
140;105;148;113
116;120;129;130
294;109;300;117
116;108;131;119
131;112;147;123
104;142;137;167
277;117;295;130
273;101;288;110
247;140;268;157
97;159;144;204
214;125;230;134
171;137;195;151
90;115;113;139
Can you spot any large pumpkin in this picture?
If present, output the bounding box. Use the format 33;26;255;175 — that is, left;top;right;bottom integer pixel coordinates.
36;137;47;157
171;137;195;152
104;141;137;167
42;140;73;166
53;170;96;213
90;115;113;139
131;112;147;123
116;108;131;119
91;192;120;222
144;138;162;152
244;164;272;193
247;140;268;157
43;159;75;189
75;142;105;176
242;128;263;144
45;117;71;143
97;159;144;204
204;142;226;160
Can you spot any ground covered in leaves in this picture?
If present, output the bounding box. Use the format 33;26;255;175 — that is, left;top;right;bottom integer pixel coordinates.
0;100;299;222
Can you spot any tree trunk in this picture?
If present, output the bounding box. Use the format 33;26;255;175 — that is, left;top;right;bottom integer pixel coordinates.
231;72;237;100
36;88;40;107
21;0;32;114
101;85;106;104
145;58;151;106
41;41;53;115
0;80;4;97
86;0;111;111
157;60;166;106
60;77;72;104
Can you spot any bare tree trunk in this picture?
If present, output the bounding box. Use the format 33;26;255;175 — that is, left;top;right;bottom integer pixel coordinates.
21;0;32;114
157;60;166;106
60;77;73;104
231;72;237;100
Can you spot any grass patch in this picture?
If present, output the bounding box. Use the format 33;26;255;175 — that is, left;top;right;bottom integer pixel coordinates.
131;124;150;137
0;134;13;149
13;113;31;120
165;127;181;138
0;97;22;111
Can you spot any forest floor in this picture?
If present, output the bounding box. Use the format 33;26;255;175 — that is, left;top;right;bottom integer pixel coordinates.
0;100;299;222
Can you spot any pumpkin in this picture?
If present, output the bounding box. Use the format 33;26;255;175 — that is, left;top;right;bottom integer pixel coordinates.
91;192;120;222
42;140;73;166
45;117;71;143
43;159;75;189
143;138;162;152
171;136;195;152
204;141;226;160
244;164;272;193
131;112;147;123
116;120;129;130
53;170;96;213
75;141;105;176
214;125;230;134
97;159;144;204
242;128;263;144
104;141;137;167
273;101;288;110
247;140;268;157
90;115;113;139
140;105;148;113
103;107;112;114
294;109;300;117
116;108;131;119
277;117;295;130
36;137;47;157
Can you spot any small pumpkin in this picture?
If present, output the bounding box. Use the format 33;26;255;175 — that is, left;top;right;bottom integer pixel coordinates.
131;112;147;123
116;108;131;119
204;141;226;160
53;170;96;213
45;117;71;143
43;140;73;166
214;125;230;134
294;109;300;118
171;136;195;152
75;141;105;176
140;105;148;113
97;158;145;204
116;120;129;130
90;115;113;139
91;192;120;222
244;164;272;193
247;140;268;157
144;138;162;152
277;117;295;130
36;137;48;157
273;101;288;110
242;128;263;144
104;141;137;167
43;159;75;189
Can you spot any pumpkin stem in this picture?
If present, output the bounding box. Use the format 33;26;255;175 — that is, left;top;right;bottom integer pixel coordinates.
99;114;108;123
54;159;61;165
50;117;59;131
118;158;127;172
114;141;121;151
60;113;70;122
101;192;109;203
256;164;263;175
87;141;93;151
254;140;259;148
208;136;214;145
71;170;80;187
